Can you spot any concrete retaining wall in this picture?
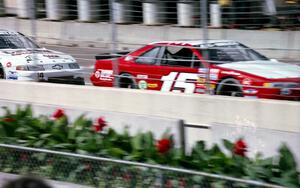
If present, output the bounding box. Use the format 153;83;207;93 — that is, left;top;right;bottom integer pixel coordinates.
0;80;299;134
0;17;299;61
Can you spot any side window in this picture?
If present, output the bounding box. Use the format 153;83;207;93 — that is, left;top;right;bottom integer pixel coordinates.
160;47;195;67
208;49;233;63
135;47;160;65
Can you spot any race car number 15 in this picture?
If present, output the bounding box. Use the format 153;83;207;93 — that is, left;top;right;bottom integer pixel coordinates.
161;72;198;94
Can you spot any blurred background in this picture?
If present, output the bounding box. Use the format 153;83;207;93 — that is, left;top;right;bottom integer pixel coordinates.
1;0;300;84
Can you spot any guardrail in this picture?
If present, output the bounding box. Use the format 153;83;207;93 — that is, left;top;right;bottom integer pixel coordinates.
0;144;286;188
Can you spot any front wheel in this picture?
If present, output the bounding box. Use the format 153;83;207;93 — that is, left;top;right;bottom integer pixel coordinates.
216;78;243;97
0;64;5;79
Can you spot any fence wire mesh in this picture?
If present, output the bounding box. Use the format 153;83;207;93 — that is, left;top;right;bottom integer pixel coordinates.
0;144;286;188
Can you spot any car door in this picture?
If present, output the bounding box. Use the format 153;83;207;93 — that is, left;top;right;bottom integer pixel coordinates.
125;45;206;93
156;46;206;94
123;46;167;91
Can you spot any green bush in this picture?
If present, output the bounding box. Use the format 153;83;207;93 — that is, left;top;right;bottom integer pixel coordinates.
0;105;299;187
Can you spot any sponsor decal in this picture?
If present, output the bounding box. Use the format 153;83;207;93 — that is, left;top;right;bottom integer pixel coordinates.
94;69;114;81
197;73;206;78
137;74;148;79
243;89;258;94
198;42;238;48
43;54;60;59
280;88;291;96
138;80;148;89
197;77;206;84
221;71;240;76
7;71;18;80
37;72;44;79
25;55;33;63
195;88;205;93
209;69;220;80
6;62;12;67
242;78;252;85
94;70;101;78
198;68;208;73
52;64;63;70
99;70;113;81
210;84;216;89
147;83;158;88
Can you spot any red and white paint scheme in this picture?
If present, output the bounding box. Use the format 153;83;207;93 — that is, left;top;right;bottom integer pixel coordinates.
91;40;300;100
0;29;84;84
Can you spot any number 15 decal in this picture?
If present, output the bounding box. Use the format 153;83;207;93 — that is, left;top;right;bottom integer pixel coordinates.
161;72;198;94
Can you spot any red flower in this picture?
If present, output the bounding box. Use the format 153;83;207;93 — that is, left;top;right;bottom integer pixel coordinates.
93;117;107;132
156;139;171;154
179;178;186;187
52;109;65;119
233;139;247;157
20;153;28;161
166;180;173;188
84;163;92;171
3;117;15;122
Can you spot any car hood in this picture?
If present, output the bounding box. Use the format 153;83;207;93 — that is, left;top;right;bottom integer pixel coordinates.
0;48;76;66
218;60;300;79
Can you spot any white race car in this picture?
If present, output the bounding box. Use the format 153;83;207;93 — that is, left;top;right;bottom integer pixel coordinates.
0;29;84;85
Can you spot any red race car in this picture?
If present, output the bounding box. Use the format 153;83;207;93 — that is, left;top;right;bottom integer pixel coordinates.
90;40;300;100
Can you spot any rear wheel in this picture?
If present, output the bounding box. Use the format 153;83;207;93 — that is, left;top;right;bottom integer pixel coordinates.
216;78;243;97
117;73;137;89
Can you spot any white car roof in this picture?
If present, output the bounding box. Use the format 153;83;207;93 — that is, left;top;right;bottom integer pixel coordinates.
0;29;19;35
150;39;237;46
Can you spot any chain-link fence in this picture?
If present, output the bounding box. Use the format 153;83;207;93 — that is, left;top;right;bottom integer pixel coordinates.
3;0;300;28
0;144;286;188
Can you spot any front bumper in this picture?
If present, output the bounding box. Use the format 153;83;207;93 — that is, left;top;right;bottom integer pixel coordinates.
8;69;84;84
243;87;300;101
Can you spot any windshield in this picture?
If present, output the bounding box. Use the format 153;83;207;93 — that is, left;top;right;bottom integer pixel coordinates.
0;33;39;49
197;43;269;64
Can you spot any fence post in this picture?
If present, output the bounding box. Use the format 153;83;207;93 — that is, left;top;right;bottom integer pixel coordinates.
45;0;67;20
77;0;99;22
179;120;186;155
210;3;221;28
143;0;163;25
110;0;119;87
16;0;35;18
112;0;131;24
0;0;4;16
200;0;211;95
177;0;194;27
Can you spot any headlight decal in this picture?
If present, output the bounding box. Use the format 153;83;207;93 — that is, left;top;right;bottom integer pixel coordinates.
263;82;300;88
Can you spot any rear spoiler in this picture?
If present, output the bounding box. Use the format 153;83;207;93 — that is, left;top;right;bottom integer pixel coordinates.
95;51;130;60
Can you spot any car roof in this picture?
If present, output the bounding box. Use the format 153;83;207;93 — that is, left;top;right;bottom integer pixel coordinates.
0;29;19;35
150;39;237;46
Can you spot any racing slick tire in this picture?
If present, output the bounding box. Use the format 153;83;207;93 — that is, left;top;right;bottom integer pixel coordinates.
216;78;243;97
117;73;137;89
0;64;5;79
72;77;85;85
47;77;85;85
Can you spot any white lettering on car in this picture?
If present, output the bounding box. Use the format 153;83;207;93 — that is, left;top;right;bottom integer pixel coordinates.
95;69;114;81
161;72;198;93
